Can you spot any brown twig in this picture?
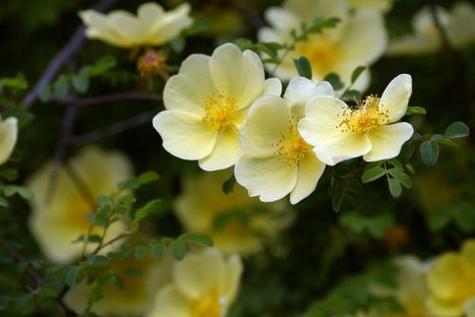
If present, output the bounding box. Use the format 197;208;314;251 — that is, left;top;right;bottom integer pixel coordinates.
22;0;120;109
70;110;156;145
93;233;130;254
55;92;162;107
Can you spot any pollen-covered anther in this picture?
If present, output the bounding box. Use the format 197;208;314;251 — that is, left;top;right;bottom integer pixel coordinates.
275;122;311;166
337;95;390;134
202;92;237;130
191;291;226;317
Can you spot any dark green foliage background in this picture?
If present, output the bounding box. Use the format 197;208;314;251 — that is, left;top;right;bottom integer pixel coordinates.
1;0;474;316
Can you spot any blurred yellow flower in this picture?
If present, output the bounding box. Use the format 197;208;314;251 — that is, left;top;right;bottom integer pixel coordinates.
28;146;133;263
147;247;242;317
298;74;414;165
153;43;281;171
258;0;387;90
0;116;18;166
64;253;172;316
349;0;394;12
79;2;192;48
427;239;475;317
388;2;475;55
175;170;292;255
235;77;331;204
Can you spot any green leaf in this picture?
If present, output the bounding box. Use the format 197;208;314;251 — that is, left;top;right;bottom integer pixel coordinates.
233;38;254;51
71;70;89;93
293;56;313;80
350;66;365;84
222;175;236;194
86;56;116;76
152;242;163;260
65;265;81;287
420;140;440;166
340;212;394;238
323;73;344;90
444;121;469;139
361;166;386;183
0;74;28;93
1;185;32;200
170;239;187;260
182;233;213;247
52;74;69;99
132;199;162;224
137;171;160;185
406;106;427;115
387;177;402;198
0;196;8;208
0;168;18;181
134;244;147;260
307;17;341;33
387;168;412;189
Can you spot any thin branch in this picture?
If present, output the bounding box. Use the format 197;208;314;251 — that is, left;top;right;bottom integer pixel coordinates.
22;0;120;109
70;110;156;145
56;92;162;107
44;102;77;204
427;2;453;53
93;233;130;254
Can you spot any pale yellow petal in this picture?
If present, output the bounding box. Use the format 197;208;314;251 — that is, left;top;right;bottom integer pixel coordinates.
222;254;243;302
241;96;291;158
79;10;131;47
447;2;475;48
263;78;283;96
349;0;393;12
364;123;413;162
0;117;18;165
264;7;300;32
108;11;145;43
198;126;242;171
380;74;412;122
164;54;215;115
298;96;348;146
339;10;387;69
209;43;265;110
173;248;226;299
289;153;325;204
257;27;285;44
153;110;217;160
284;77;334;109
147;285;190;317
462;239;475;264
427;296;465;317
150;3;192;45
427;253;465;300
284;0;348;24
387;35;440;55
314;134;372;166
234;155;298;202
465;297;475;317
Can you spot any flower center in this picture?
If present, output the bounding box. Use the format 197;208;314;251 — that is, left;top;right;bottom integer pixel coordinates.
203;92;237;131
294;35;340;77
337;96;389;134
191;291;226;317
275;120;311;166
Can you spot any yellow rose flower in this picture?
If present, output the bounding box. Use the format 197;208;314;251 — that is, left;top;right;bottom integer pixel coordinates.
235;77;331;204
349;0;394;12
354;257;430;317
153;43;282;171
388;2;475;55
79;2;192;48
28;146;133;263
258;0;387;90
427;239;475;317
298;74;414;165
64;253;172;316
175;170;293;255
0;116;18;166
147;248;242;317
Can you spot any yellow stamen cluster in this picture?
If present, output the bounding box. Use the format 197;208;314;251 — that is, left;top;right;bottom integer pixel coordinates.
295;35;340;76
203;92;237;131
337;95;389;134
191;291;225;317
275;120;311;166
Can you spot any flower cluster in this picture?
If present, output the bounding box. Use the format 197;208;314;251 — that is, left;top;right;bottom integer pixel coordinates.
153;42;414;204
